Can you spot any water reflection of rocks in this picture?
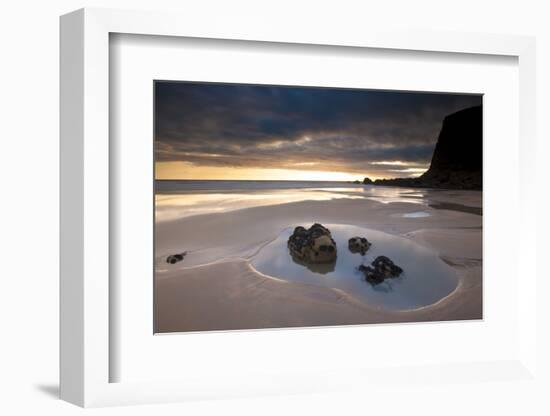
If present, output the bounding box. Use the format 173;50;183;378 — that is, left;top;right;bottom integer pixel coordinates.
289;254;336;274
288;224;404;287
252;224;459;310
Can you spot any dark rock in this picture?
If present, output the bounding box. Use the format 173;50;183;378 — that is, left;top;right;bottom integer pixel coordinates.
371;256;403;277
374;177;423;188
166;252;187;264
359;255;403;285
348;236;371;255
358;265;385;285
362;177;373;185
372;105;482;190
353;180;361;184
287;223;337;264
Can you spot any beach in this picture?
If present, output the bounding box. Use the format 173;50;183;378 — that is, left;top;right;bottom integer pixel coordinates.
154;181;482;333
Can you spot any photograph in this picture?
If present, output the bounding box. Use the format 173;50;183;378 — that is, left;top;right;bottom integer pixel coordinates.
153;81;483;333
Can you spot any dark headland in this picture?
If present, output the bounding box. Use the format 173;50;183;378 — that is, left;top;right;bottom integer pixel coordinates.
366;105;482;190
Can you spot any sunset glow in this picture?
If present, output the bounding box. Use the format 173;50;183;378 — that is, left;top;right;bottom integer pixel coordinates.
156;161;369;182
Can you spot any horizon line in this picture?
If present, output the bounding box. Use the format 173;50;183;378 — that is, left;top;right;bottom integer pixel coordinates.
154;178;371;182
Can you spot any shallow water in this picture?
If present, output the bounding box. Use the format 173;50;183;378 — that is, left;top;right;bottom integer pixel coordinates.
402;211;431;218
156;180;482;222
155;189;364;221
250;224;458;310
155;183;426;221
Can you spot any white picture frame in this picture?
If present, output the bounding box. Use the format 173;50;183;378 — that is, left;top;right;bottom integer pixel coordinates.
60;7;538;407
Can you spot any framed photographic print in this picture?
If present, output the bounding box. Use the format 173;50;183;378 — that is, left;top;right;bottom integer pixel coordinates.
153;80;483;334
60;8;538;408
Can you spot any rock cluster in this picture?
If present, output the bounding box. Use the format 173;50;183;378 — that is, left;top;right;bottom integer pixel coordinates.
288;224;403;286
348;236;371;255
287;223;337;264
359;256;403;285
166;252;187;264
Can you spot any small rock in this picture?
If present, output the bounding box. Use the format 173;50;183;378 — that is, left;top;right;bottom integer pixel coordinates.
288;223;337;264
166;252;187;264
359;255;403;285
348;236;371;255
372;256;403;277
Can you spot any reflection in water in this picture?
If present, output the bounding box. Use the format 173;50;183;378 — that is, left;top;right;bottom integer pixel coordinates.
360;187;427;205
155;180;481;222
402;211;431;218
155;185;429;222
290;254;336;274
429;202;482;216
155;190;364;221
251;224;458;310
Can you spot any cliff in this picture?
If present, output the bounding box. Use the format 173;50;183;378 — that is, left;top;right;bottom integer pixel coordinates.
372;105;482;190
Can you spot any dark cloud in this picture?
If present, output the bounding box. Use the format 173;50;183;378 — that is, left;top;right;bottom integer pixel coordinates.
155;81;482;178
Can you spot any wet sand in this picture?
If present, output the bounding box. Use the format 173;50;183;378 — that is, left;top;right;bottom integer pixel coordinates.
155;188;482;333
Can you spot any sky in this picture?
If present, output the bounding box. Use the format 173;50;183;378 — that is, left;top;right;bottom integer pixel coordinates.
155;81;482;181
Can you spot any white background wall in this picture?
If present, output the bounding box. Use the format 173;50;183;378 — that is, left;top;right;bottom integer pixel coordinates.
0;0;548;414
